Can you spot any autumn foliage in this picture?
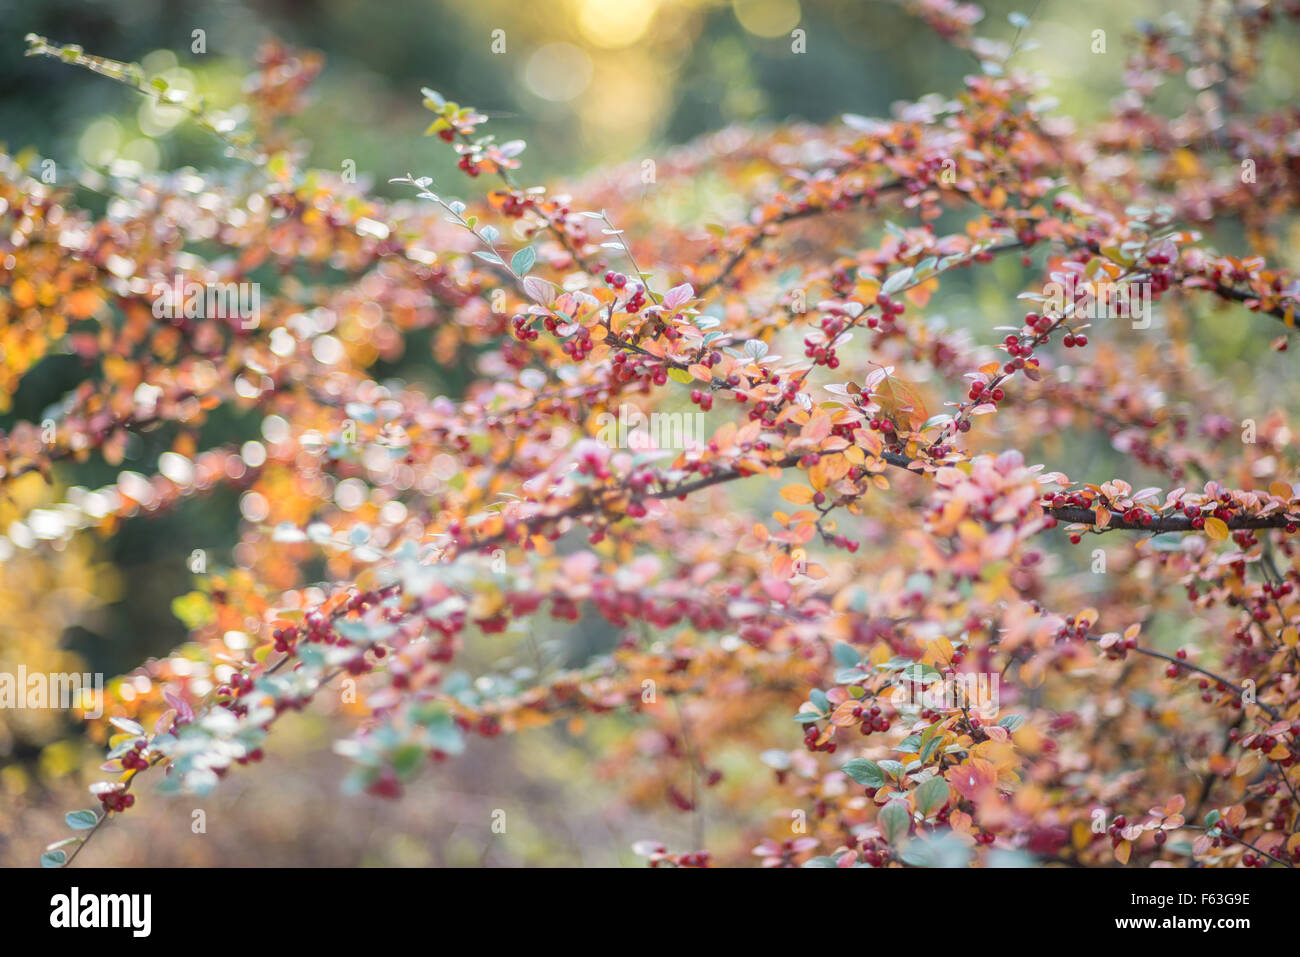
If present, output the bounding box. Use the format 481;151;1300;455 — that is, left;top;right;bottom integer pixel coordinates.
10;0;1300;868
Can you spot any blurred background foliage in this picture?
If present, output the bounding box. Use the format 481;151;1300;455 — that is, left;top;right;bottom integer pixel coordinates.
1;0;1299;865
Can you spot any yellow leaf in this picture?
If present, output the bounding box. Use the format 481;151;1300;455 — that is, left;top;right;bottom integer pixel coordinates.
1236;752;1262;777
1072;820;1092;850
1114;840;1131;865
1203;516;1229;541
1269;481;1293;500
781;485;814;505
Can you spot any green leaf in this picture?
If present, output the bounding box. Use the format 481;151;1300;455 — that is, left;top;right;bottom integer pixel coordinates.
986;848;1036;867
901;831;972;868
809;689;830;713
832;643;861;667
895;734;922;754
841;758;885;787
878;800;911;844
915;776;950;817
510;246;536;275
1204;809;1221;827
881;266;914;296
998;714;1026;732
41;850;68;867
390;744;425;778
877;759;905;780
65;809;99;830
919;735;944;764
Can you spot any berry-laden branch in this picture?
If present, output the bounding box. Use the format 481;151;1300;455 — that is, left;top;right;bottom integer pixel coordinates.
16;0;1300;870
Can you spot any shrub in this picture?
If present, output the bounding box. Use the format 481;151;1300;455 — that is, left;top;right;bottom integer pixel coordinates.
10;2;1300;868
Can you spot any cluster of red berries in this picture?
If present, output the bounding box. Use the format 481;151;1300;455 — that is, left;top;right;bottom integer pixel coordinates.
608;350;667;386
510;313;540;342
497;190;534;219
456;153;481;177
453;714;501;738
574;445;611;480
855;703;893;735
824;532;860;553
1002;328;1035;368
968;377;1006;406
801;723;836;753
647;849;711;868
99;790;136;813
1237;723;1300;768
559;329;594;361
272;626;299;653
1163;649;1192;678
865;414;901;437
674;851;711;867
216;671;255;701
120;739;150;771
866;292;908;331
805;314;848;368
852;836;893;868
604;271;649;313
301;608;341;643
686;388;715;411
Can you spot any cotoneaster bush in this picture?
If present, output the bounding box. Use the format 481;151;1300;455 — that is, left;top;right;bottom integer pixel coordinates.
8;0;1300;868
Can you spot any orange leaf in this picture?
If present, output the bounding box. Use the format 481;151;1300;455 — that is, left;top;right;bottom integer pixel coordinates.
874;373;928;430
66;288;104;319
781;485;814;505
